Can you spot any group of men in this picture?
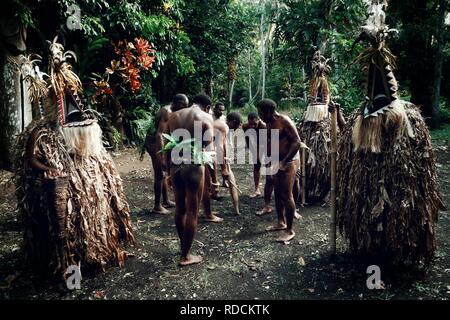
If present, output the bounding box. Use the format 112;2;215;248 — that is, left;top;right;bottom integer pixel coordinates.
142;0;443;271
144;94;302;266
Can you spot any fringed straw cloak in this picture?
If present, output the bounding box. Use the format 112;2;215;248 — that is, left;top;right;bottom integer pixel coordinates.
298;117;332;201
298;51;334;201
14;120;135;280
337;102;445;266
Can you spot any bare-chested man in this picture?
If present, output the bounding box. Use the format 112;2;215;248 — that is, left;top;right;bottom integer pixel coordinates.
212;102;226;121
159;94;222;266
211;102;226;197
212;104;240;215
144;94;188;214
257;99;301;243
242;112;267;198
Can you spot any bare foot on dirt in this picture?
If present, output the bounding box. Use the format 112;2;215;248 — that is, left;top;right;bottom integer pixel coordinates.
276;230;296;243
203;213;224;223
294;210;302;220
256;206;273;216
249;190;261;198
163;200;175;208
152;206;171;215
265;223;287;232
179;255;203;267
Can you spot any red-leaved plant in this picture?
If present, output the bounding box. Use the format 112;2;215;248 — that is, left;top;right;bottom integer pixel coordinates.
91;37;156;101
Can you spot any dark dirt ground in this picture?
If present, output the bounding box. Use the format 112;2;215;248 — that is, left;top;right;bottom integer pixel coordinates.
0;140;449;300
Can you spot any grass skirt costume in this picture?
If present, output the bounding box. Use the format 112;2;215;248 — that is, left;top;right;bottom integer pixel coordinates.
298;51;334;201
336;1;444;267
12;38;135;280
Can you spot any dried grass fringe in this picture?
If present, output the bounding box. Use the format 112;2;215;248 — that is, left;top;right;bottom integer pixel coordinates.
13;120;135;279
352;99;414;153
298;118;334;200
337;102;445;266
62;122;103;157
303;103;330;123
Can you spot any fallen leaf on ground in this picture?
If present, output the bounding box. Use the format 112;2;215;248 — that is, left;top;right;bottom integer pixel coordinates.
298;257;306;267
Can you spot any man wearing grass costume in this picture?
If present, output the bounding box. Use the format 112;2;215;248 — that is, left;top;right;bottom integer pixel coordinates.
335;1;445;267
13;37;135;280
297;50;333;202
159;94;219;266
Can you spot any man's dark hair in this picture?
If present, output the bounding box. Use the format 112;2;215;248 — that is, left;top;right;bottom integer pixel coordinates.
256;99;277;113
226;112;243;125
193;94;212;109
172;94;188;109
215;101;225;109
248;112;259;121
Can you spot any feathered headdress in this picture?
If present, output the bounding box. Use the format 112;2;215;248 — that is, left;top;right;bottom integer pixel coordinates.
47;36;82;96
303;50;332;122
354;0;399;118
351;1;414;153
308;50;331;105
46;37;95;127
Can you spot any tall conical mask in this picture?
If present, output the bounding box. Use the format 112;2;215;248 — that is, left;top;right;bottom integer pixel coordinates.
46;36;90;127
356;0;399;118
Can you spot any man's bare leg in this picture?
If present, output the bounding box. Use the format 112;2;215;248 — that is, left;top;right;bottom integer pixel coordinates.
250;163;262;198
173;174;186;250
266;187;287;231
226;165;240;215
179;191;203;266
162;178;175;208
276;162;298;242
293;174;301;219
203;166;223;223
149;145;170;215
257;175;274;216
177;167;204;266
210;162;222;200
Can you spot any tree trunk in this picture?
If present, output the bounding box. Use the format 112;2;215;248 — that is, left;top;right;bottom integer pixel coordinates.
248;49;252;105
302;66;307;103
208;77;214;99
260;0;266;100
204;66;214;99
431;0;446;129
0;20;28;170
229;79;236;110
227;59;237;110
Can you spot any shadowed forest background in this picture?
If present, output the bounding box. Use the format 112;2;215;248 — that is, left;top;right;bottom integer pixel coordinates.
0;0;450;300
0;0;449;164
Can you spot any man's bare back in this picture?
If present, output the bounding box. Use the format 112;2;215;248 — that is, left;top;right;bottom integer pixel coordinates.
145;95;188;214
161;94;221;267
